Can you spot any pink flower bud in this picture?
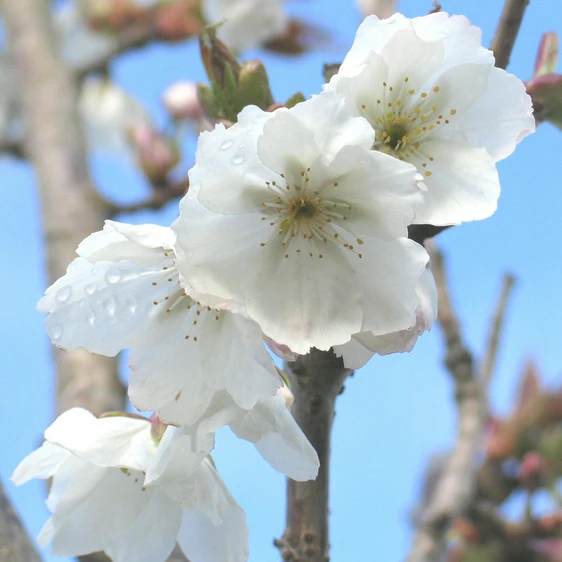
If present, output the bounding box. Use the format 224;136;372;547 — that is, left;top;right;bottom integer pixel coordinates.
129;122;180;183
518;451;546;490
162;82;204;121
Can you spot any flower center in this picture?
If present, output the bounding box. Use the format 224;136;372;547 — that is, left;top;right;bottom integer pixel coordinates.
259;170;364;259
148;249;224;344
361;77;458;178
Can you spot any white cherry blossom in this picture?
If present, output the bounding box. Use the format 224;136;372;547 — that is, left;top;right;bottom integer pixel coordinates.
325;12;535;225
334;267;437;369
153;388;319;483
172;93;430;355
202;0;288;52
37;221;281;427
12;408;248;562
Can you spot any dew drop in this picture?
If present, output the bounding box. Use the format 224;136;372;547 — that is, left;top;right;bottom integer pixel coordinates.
85;283;97;295
86;309;96;326
51;324;63;340
220;139;234;150
125;296;137;314
103;296;117;316
105;269;121;284
231;154;244;165
55;286;71;303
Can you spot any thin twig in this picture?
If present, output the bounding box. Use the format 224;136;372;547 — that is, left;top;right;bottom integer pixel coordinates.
490;0;530;70
75;20;156;80
481;274;516;386
0;479;43;562
108;178;189;217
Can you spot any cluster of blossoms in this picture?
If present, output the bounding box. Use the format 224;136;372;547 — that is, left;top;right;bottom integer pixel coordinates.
13;11;534;562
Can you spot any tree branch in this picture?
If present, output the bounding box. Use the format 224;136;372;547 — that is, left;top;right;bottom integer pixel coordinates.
2;0;126;419
0;479;43;562
490;0;530;70
481;274;516;387
75;20;156;80
407;244;517;561
407;243;483;562
276;349;352;562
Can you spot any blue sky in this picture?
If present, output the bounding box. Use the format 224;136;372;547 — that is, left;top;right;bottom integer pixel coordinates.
2;0;562;561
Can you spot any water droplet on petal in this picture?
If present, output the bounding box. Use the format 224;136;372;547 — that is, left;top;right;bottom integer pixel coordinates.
86;309;96;326
51;324;63;340
231;154;244;165
103;296;117;316
125;296;137;314
85;283;97;295
220;139;234;150
105;269;121;284
55;286;71;303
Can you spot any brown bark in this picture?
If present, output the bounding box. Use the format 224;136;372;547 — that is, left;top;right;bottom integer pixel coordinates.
0;480;43;562
1;0;125;418
490;0;530;70
276;349;352;562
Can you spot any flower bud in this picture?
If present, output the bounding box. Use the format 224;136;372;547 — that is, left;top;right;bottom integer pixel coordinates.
534;32;559;78
129;122;180;183
526;73;562;129
80;0;149;31
518;451;547;490
154;0;202;42
356;0;397;19
200;27;241;88
279;382;294;409
238;59;274;110
162;81;204;121
149;413;167;443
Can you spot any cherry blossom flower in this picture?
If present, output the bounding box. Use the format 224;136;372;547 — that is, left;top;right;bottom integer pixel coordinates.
333;267;437;369
325;12;535;225
37;221;281;427
172;93;430;355
12;408;248;562
202;0;288;52
157;388;319;483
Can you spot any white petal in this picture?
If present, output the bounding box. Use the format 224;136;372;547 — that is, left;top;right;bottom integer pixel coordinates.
147;427;214;506
358;237;429;335
105;487;182;562
412;12;494;67
335;267;437;368
409;139;499;225
45;409;152;471
11;442;71;485
230;394;319;481
77;221;175;264
258;93;374;172
48;466;156;557
178;504;249;562
174;199;364;354
38;254;184;356
445;67;535;162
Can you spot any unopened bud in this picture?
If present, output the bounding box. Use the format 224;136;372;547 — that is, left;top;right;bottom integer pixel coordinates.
154;0;202;42
238;59;274;110
149;413;167;443
163;81;204;121
356;0;397;19
526;73;562;129
279;383;294;409
534;32;559;77
129;123;180;183
518;451;546;490
200;27;241;87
